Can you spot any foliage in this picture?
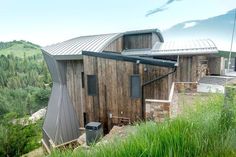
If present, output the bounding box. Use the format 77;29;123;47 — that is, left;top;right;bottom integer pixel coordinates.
0;40;51;156
0;44;51;116
51;94;236;157
0;113;43;157
0;87;50;116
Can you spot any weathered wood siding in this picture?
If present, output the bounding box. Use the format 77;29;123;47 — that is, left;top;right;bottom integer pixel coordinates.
175;56;208;82
65;54;214;133
82;55;173;132
66;60;85;127
208;56;224;75
142;65;174;100
124;33;152;50
103;37;123;53
103;33;158;53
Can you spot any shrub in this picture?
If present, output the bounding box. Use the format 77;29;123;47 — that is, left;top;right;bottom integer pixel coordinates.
0;113;43;157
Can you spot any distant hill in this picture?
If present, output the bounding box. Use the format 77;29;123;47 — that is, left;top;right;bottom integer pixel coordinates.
0;40;41;58
163;8;236;52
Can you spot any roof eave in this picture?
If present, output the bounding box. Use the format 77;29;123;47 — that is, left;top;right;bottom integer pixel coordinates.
150;50;219;56
54;54;83;60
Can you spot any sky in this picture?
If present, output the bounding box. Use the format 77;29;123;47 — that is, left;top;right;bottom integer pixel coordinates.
0;0;236;46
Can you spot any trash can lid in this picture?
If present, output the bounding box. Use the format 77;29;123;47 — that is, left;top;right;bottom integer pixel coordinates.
85;122;102;130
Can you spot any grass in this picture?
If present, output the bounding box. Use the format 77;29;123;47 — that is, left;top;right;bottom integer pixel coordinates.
51;94;236;157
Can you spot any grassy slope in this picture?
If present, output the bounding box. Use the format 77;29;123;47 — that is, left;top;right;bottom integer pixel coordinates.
0;41;41;58
51;94;236;157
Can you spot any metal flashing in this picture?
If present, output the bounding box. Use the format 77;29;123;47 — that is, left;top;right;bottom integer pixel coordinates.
82;51;177;68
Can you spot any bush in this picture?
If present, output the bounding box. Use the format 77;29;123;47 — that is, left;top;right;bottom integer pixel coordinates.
0;113;43;157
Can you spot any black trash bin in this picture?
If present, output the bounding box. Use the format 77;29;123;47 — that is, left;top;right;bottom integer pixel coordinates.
85;122;103;145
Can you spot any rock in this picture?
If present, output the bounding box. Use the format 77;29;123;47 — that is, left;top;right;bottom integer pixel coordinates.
29;108;47;123
77;133;86;145
96;140;108;146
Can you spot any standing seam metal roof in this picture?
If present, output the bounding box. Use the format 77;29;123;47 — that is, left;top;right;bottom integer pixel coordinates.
151;39;218;55
42;33;121;56
122;39;218;56
42;29;163;57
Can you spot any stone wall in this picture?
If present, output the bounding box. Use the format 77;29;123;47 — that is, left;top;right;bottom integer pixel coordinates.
145;82;197;122
145;100;170;122
174;82;197;93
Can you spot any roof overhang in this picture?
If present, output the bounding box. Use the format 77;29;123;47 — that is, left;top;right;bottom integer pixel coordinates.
149;49;218;56
217;50;236;58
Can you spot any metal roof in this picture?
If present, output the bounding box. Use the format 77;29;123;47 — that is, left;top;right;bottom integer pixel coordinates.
42;28;163;59
122;39;218;56
152;39;218;55
42;33;121;57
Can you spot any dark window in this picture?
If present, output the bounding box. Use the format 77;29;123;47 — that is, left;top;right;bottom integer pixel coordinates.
87;75;97;96
81;72;84;88
83;112;87;127
130;75;141;98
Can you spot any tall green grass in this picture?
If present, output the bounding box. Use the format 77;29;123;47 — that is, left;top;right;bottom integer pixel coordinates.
51;94;236;157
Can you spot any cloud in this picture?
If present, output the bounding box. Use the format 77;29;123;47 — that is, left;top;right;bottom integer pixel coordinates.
146;7;168;17
183;22;197;29
146;0;182;16
166;0;176;5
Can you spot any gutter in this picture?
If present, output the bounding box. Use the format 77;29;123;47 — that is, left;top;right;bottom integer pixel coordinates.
141;67;177;118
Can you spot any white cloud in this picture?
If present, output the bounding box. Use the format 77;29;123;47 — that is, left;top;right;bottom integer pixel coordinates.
183;22;197;29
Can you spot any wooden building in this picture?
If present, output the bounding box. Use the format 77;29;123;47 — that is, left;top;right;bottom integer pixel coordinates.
41;29;222;148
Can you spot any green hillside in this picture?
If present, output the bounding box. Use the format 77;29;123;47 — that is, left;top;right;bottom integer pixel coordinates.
0;40;41;58
0;40;51;157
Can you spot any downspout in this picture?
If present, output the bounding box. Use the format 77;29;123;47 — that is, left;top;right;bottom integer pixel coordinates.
235;57;236;71
141;66;177;119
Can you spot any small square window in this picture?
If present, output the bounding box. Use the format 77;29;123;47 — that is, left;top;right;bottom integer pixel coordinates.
87;75;97;96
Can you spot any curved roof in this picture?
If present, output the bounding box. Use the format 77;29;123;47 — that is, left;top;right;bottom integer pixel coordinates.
42;29;163;59
122;39;218;56
151;39;218;56
42;33;121;56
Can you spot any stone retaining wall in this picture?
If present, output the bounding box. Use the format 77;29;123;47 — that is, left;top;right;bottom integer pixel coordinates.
145;82;197;122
